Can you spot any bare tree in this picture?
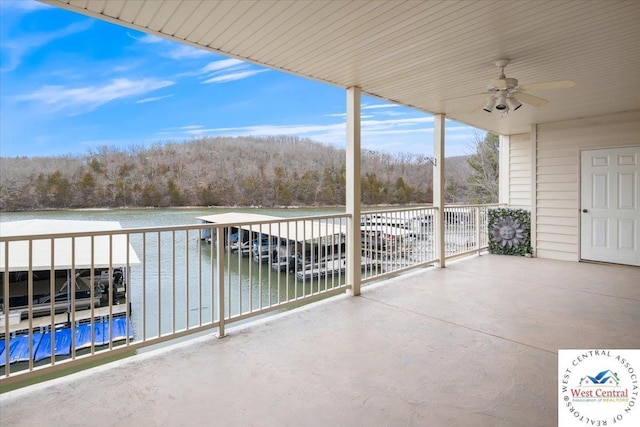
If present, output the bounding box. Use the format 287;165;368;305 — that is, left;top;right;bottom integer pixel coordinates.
465;132;499;203
1;135;480;210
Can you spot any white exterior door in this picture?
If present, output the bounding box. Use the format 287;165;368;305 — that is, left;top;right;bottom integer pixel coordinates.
580;146;640;266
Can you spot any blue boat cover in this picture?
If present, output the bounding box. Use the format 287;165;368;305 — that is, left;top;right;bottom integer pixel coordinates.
109;317;133;342
34;328;72;362
0;338;7;366
74;323;94;350
33;332;52;362
2;317;134;365
0;333;44;366
93;319;108;346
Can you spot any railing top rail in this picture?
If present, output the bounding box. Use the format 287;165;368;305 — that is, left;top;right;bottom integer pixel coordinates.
361;203;504;215
443;203;505;209
361;205;435;214
0;212;351;242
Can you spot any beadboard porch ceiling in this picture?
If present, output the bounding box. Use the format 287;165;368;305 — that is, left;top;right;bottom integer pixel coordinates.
42;0;640;136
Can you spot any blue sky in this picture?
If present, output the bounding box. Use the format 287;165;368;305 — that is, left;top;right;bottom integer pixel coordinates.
0;0;482;159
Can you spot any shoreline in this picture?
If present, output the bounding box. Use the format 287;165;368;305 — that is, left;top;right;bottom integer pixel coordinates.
1;203;431;215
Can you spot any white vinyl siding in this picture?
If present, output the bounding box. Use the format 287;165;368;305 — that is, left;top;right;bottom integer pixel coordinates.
508;133;532;209
534;111;640;262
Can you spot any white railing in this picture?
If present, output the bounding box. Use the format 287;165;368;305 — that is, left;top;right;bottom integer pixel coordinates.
359;204;499;283
360;206;437;283
0;205;499;384
443;204;495;259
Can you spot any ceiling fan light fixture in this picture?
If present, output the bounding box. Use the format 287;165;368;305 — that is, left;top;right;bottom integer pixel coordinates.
508;97;523;111
483;97;495;113
495;93;509;112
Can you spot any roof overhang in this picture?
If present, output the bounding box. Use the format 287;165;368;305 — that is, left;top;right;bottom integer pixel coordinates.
41;0;640;136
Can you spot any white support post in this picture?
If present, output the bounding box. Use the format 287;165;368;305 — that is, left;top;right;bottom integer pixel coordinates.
530;125;537;257
433;114;446;267
346;87;362;296
475;207;481;254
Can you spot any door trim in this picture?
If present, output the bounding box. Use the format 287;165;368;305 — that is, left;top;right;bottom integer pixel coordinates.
579;145;640;266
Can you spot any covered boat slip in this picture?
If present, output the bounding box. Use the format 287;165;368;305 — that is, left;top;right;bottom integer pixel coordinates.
1;220;139;366
199;213;349;265
1;219;139;319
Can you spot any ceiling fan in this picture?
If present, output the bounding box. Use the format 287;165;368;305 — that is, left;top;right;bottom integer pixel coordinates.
475;59;575;114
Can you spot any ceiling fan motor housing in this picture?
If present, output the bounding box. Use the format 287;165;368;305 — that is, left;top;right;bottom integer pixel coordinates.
488;77;519;91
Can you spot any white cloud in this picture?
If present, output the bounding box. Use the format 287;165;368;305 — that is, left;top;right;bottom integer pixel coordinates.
0;0;52;13
129;33;214;60
154;111;478;156
191;122;345;137
362;103;402;110
202;69;268;84
136;94;174;104
18;78;175;112
201;58;245;73
165;44;214;60
155;115;433;149
134;33;164;44
1;20;93;72
362;116;434;128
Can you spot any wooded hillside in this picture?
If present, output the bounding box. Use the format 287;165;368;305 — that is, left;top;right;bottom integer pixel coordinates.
0;136;474;211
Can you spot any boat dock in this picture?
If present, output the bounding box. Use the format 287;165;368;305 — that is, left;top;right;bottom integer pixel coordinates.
0;303;129;335
295;256;379;281
0;312;133;367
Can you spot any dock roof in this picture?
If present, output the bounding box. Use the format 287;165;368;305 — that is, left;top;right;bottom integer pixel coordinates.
198;213;346;244
197;213;282;224
0;219;141;271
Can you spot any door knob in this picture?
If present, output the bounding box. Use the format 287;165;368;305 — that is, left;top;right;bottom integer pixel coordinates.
582;209;588;213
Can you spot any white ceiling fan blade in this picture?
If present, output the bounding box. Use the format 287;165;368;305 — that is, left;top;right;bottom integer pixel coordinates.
471;101;486;113
513;92;548;107
519;80;576;91
490;78;508;89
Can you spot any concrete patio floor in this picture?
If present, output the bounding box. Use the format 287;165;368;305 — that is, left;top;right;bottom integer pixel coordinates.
1;255;639;426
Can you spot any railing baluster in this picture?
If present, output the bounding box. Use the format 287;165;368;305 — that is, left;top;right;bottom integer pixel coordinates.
107;235;112;351
28;240;34;371
125;233;131;346
171;230;176;334
142;232;147;342
209;227;218;324
216;225;225;338
157;231;161;338
185;229;190;330
90;236;95;354
49;238;56;366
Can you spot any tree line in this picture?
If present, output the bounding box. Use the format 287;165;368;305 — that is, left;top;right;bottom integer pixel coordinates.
0;134;497;212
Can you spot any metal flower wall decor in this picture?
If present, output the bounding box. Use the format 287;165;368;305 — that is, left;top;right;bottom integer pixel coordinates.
488;208;532;256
